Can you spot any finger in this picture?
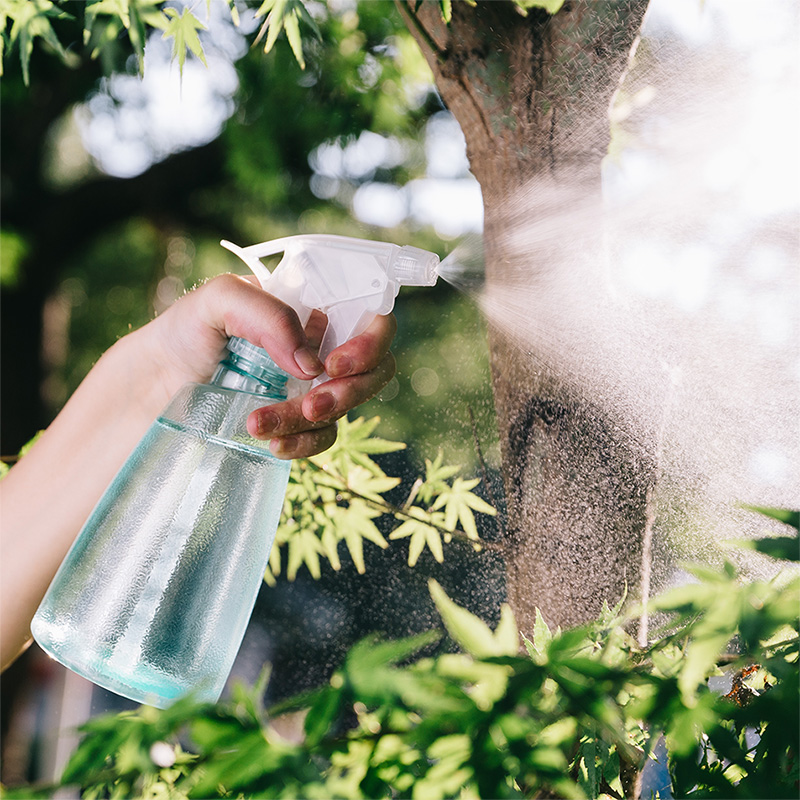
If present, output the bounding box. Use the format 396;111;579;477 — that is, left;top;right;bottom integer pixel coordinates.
302;352;396;423
325;313;397;379
305;309;328;352
269;423;339;460
196;274;324;379
247;395;332;439
246;350;395;437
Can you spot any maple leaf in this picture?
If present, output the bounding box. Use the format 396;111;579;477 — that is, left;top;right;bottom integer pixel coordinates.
162;5;206;77
4;0;71;84
432;476;495;541
417;451;461;505
253;0;321;70
336;500;388;574
311;416;405;477
345;464;401;503
286;527;325;580
390;507;447;567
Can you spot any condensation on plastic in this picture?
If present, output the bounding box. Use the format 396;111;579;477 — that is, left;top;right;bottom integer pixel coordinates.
31;344;291;708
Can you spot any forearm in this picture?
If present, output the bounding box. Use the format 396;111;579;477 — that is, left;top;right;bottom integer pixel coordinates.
0;328;172;669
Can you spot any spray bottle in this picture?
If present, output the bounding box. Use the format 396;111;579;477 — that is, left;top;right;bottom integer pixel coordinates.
31;235;439;708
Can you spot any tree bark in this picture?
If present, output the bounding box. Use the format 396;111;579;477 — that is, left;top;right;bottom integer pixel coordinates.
401;0;652;632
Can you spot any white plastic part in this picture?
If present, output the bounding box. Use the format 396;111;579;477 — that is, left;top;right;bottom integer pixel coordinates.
221;235;439;383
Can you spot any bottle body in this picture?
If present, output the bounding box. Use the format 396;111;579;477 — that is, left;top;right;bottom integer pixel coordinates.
32;340;291;708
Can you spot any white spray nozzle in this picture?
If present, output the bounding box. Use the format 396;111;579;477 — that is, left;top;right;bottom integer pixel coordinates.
393;245;439;287
221;234;439;382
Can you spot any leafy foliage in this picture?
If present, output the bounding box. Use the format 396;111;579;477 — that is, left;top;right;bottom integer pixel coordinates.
269;416;496;583
0;0;72;85
0;0;571;83
253;0;321;70
160;5;206;76
81;0;168;70
6;508;797;799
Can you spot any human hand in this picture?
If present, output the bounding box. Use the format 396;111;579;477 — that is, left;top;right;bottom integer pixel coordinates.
142;273;396;458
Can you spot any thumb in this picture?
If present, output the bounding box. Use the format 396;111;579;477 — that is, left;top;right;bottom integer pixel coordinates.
191;274;324;379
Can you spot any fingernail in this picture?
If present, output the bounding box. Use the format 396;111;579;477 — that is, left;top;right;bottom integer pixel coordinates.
270;435;298;458
311;391;336;420
256;410;280;436
328;354;353;378
294;346;323;377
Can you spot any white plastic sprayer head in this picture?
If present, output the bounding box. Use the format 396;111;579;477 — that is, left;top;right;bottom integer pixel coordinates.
221;234;440;381
393;245;440;287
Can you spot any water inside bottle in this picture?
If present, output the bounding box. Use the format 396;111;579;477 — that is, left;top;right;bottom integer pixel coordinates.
32;417;291;707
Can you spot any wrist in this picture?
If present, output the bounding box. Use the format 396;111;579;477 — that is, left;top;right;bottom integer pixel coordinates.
101;326;177;425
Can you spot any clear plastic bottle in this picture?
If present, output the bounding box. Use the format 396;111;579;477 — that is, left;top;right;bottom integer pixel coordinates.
31;337;292;708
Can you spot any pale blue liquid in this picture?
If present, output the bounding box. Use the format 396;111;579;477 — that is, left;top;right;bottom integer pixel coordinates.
32;417;291;707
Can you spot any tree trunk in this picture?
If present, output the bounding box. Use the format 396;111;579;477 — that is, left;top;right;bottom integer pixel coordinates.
401;0;652;632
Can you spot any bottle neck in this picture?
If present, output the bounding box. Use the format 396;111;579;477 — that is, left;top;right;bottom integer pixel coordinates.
210;337;289;400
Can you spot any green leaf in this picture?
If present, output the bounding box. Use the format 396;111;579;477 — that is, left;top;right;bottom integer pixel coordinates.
317;415;405;460
282;8;304;69
339;500;388;574
727;535;800;562
61;723;128;784
429;580;515;658
349;631;440;672
390;507;446;566
524;608;552;664
114;735;151;774
343;631;448;711
345;464;401;502
4;0;72;86
425;451;461;481
742;504;800;531
286;527;324;580
161;6;207;77
226;0;240;26
304;686;341;746
1;229;29;288
494;604;520;656
85;0;131;28
260;0;288;54
432;475;495;541
81;0;167;70
319;520;341;570
353;658;458;714
513;0;566;15
253;0;321;70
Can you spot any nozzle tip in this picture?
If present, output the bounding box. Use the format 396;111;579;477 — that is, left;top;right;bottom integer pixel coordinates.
394;246;439;287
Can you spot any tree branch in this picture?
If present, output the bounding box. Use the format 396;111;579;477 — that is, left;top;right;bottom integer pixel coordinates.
394;0;448;65
302;459;506;554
